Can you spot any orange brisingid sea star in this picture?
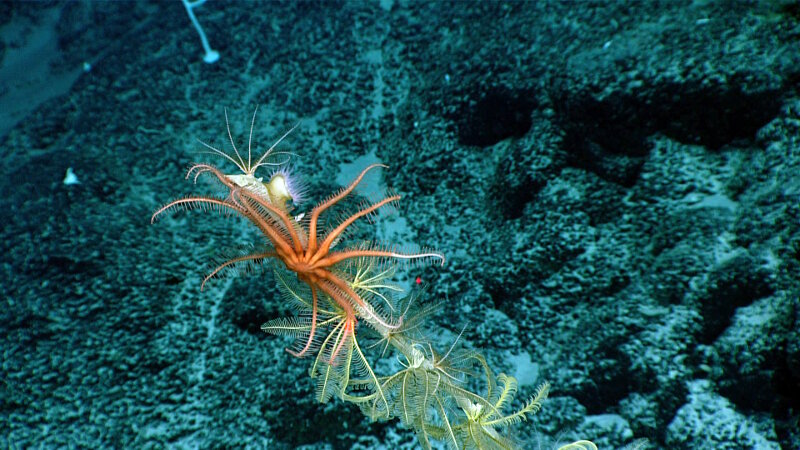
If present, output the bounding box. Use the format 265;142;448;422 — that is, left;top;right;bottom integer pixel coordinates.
152;108;444;362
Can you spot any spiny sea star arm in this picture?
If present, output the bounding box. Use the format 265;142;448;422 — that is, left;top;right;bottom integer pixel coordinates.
314;248;445;268
307;164;387;254
150;196;245;224
201;251;278;291
233;189;297;258
186;163;237;189
309;194;401;265
237;188;304;254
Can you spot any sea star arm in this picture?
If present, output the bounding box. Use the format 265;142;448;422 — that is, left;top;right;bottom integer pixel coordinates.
314;248;445;268
309;194;401;265
307;164;387;254
238;188;305;254
201;250;278;291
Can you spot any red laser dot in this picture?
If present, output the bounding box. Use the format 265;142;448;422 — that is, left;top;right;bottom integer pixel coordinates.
415;276;422;285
